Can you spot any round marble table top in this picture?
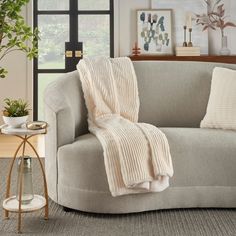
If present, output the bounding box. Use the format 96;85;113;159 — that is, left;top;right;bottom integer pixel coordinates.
0;124;46;136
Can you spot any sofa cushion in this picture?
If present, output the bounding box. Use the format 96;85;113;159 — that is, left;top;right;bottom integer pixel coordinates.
58;128;236;194
201;67;236;130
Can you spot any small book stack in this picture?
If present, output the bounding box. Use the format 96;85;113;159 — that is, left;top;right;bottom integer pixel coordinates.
176;47;200;56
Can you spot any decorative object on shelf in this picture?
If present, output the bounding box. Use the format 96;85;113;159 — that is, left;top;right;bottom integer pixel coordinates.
137;10;173;55
152;0;208;54
26;121;48;130
0;0;39;78
185;12;193;47
132;42;141;56
16;156;34;205
195;0;236;55
183;26;188;47
220;35;230;56
0;125;48;234
186;11;192;29
175;47;200;56
2;98;30;128
188;28;193;47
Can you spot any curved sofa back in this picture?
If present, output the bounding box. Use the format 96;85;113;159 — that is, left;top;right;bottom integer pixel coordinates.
134;61;236;127
45;60;236;139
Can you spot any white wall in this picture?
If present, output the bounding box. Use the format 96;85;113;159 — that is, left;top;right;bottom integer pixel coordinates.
118;0;236;56
118;0;151;56
0;3;33;125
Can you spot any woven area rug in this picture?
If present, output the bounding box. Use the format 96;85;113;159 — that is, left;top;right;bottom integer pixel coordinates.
0;158;236;236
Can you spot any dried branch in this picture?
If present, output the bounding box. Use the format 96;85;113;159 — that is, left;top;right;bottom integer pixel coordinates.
195;0;236;35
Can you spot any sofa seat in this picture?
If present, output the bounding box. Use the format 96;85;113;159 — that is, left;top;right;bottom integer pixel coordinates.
57;128;236;213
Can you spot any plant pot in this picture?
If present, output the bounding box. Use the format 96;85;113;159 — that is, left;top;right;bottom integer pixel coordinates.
2;115;28;128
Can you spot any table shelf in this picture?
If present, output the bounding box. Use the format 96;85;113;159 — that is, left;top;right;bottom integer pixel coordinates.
3;195;46;213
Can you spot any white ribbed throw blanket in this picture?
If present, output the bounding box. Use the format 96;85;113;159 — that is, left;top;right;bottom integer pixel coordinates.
77;57;173;197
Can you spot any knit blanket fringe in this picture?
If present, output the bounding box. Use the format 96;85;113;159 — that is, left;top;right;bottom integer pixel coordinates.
77;57;173;197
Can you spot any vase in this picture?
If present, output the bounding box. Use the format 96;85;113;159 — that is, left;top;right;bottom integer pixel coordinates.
16;156;34;204
2;115;28;128
219;35;231;55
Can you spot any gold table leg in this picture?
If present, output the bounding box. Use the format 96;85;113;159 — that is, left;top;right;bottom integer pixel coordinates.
26;140;49;220
4;134;49;234
5;138;25;219
17;135;27;233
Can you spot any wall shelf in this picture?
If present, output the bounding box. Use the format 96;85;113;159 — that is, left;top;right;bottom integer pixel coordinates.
129;55;236;64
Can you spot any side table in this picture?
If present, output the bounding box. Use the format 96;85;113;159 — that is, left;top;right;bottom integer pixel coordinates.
0;124;49;233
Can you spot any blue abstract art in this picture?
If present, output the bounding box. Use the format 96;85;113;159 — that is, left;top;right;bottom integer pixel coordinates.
137;10;173;55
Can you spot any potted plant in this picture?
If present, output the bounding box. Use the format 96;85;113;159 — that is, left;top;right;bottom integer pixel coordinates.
2;98;30;128
0;0;39;78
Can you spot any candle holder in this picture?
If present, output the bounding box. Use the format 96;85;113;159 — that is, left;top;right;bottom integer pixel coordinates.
183;26;188;47
188;28;193;47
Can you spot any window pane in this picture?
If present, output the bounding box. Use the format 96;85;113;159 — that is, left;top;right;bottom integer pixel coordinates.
38;15;69;69
78;0;109;10
38;0;69;10
38;74;63;120
78;15;110;56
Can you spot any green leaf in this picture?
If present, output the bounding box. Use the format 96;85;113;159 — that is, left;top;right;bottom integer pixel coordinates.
3;98;30;117
0;0;40;79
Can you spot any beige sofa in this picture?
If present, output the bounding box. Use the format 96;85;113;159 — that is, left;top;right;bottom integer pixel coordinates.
44;61;236;213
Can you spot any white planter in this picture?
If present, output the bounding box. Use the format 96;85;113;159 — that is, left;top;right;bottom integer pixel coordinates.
2;115;28;128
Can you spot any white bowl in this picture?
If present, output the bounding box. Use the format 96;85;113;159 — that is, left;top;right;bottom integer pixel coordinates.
2;115;28;128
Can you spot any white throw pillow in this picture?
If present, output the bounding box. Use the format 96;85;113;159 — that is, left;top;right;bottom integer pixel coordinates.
200;67;236;130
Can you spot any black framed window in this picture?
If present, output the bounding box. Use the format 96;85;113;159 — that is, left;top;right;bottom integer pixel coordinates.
33;0;114;120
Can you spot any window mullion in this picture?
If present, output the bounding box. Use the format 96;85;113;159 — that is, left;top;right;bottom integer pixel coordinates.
69;0;78;42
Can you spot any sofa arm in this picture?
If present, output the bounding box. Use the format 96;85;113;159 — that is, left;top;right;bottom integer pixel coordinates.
43;71;88;201
44;71;88;146
44;84;75;148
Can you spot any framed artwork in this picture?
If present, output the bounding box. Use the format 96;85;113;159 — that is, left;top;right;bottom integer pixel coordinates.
152;0;209;55
137;10;173;55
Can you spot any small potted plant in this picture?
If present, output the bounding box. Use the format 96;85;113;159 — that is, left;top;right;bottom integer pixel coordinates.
2;98;30;128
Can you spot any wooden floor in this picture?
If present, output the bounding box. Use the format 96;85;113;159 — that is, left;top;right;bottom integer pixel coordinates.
0;134;45;158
